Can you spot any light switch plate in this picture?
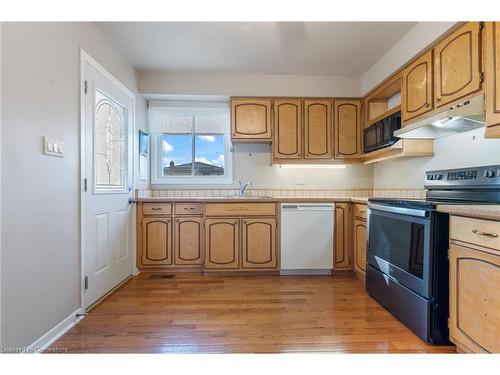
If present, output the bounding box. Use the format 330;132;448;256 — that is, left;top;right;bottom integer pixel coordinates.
295;175;305;185
44;137;64;158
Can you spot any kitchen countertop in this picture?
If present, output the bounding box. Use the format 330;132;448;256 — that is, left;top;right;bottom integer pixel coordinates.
437;204;500;221
136;196;369;204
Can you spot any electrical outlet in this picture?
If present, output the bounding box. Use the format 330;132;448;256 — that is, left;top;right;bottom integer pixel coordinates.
295;175;305;185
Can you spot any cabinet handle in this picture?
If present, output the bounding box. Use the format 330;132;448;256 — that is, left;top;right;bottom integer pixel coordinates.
175;219;179;222
436;97;441;102
425;103;430;108
183;207;195;210
472;229;498;238
151;207;163;211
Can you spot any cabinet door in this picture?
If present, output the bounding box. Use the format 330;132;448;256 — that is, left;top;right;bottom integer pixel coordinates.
174;217;203;265
304;100;332;159
353;219;367;277
241;218;277;269
334;100;362;158
334;203;351;270
273;99;303;159
434;22;481;108
141;217;173;266
449;244;500;353
402;50;434;122
231;99;272;142
485;22;500;138
204;218;240;269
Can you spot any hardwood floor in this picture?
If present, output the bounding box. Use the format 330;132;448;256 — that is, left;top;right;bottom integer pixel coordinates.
48;273;456;353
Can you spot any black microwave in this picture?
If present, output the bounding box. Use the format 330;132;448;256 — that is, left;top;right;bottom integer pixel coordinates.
363;111;401;153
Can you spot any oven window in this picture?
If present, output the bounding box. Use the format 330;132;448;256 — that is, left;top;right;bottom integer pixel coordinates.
369;213;425;279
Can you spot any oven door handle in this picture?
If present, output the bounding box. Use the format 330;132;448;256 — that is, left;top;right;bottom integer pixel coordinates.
368;203;428;218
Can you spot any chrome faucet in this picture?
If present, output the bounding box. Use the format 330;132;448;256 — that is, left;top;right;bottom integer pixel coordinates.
238;181;252;196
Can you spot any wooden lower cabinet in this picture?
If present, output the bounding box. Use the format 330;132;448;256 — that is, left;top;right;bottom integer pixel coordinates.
449;243;500;353
204;218;240;269
242;218;277;269
334;203;352;270
353;218;367;279
174;217;204;265
141;217;173;266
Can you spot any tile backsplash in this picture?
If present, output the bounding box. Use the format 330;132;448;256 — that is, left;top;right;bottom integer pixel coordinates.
137;188;426;199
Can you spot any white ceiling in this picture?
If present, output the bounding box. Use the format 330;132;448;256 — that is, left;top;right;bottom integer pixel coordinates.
99;22;417;76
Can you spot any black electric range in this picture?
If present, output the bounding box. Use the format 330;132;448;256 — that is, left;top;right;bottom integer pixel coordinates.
366;164;500;344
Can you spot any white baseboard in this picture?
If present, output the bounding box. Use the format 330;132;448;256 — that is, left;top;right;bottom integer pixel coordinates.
24;308;84;353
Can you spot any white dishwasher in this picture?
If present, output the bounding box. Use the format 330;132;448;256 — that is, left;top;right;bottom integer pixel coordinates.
280;203;334;275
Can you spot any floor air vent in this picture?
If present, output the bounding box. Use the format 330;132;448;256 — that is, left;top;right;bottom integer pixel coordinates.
149;274;175;279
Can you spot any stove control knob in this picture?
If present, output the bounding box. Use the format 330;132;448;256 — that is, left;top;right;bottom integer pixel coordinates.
435;174;443;180
485;169;496;178
427;174;434;180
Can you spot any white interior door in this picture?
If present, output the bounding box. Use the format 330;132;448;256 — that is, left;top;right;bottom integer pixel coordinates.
83;59;134;309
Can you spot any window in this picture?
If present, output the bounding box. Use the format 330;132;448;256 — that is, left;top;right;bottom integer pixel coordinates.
149;101;233;184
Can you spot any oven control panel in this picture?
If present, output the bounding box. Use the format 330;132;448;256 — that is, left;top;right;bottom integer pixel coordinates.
425;165;500;187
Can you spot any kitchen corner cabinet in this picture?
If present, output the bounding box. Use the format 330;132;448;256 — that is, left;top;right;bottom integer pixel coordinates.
484;21;500;138
231;98;272;142
204;218;240;269
449;215;500;353
334;203;352;270
402;50;434;122
273;99;303;160
334;100;362;158
241;218;277;269
304;99;333;159
434;22;482;108
141;217;173;266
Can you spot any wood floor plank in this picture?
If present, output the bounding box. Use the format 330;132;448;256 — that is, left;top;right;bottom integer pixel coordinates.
47;273;456;353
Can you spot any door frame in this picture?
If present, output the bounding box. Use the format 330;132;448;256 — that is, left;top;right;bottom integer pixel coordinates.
79;49;136;313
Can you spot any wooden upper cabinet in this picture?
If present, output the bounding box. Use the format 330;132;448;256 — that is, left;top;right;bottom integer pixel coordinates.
334;100;362;158
231;98;272;142
241;218;277;269
304;99;332;159
434;22;482;108
449;243;500;353
204;218;240;269
273;99;303;159
335;203;351;270
485;22;500;138
141;217;173;266
174;217;203;265
402;50;434;122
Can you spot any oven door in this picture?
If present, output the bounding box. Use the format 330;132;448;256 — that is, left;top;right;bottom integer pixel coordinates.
367;203;431;299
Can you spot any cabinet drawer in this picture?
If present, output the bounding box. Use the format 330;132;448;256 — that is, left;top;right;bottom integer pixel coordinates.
450;216;500;251
142;203;172;215
205;203;276;217
353;203;367;219
174;203;203;215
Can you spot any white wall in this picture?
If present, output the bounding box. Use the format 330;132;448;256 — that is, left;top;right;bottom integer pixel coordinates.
0;23;146;349
139;71;362;98
373;128;500;189
155;143;374;190
361;22;456;95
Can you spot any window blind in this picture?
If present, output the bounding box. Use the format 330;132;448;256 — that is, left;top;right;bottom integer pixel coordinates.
148;101;230;134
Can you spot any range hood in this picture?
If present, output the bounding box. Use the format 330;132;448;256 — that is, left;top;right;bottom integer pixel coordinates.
394;95;485;139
